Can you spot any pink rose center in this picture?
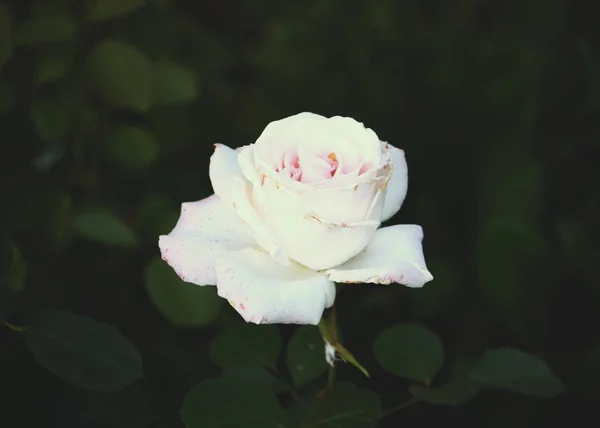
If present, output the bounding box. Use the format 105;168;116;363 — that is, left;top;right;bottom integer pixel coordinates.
275;151;340;183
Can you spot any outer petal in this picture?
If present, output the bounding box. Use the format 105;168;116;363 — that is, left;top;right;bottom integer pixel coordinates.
215;247;335;325
158;195;255;285
209;144;288;264
326;225;433;287
381;144;408;222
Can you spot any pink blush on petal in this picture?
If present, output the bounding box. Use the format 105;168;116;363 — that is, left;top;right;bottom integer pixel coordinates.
358;162;372;175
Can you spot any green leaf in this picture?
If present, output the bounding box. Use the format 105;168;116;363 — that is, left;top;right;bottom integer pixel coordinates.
23;310;143;391
14;11;77;47
469;348;565;397
373;323;444;385
30;97;72;143
86;0;147;21
74;212;138;246
409;379;479;406
0;80;14;115
221;366;287;394
144;257;222;327
86;40;153;111
103;125;159;171
210;324;281;369
180;378;286;428
286;326;328;387
298;382;380;428
34;45;74;85
153;60;199;105
0;4;13;69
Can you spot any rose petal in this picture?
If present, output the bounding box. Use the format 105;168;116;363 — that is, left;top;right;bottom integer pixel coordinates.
243;143;384;268
381;144;408;222
158;195;255;285
254;112;327;169
259;173;381;270
210;144;288;264
215;247;335;325
326;225;433;287
326;116;382;165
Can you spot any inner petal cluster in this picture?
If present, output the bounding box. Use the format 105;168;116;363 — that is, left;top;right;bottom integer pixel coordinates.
275;150;343;184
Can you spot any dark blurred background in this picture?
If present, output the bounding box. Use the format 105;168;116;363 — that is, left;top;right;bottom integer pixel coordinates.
1;0;598;427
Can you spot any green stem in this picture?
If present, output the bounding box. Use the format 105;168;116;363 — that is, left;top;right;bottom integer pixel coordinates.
317;309;370;379
318;310;338;392
317;316;335;345
4;322;25;333
326;360;336;392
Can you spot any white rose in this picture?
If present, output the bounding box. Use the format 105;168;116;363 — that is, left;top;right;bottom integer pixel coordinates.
159;112;433;325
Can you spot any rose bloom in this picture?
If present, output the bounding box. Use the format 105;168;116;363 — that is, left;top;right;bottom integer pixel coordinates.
159;113;433;325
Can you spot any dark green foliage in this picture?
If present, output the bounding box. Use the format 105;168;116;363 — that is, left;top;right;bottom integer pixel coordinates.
22;310;144;391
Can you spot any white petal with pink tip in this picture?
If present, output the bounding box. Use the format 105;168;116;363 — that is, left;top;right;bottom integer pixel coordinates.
380;144;408;222
326;225;433;287
158;195;254;286
215;247;335;325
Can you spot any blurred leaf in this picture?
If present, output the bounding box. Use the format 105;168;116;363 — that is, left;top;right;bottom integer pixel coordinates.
23;310;143;391
469;348;564;397
409;379;479;406
221;366;287;394
298;382;380;428
135;195;178;239
86;0;147;21
30;97;72;143
373;323;444;385
153;60;198;105
477;148;550;344
0;80;14;115
0;4;13;69
33;145;66;172
34;45;74;85
180;378;286;428
14;11;77;47
74;212;137;246
5;244;27;294
558;217;600;295
210;324;281;369
48;190;73;252
286;326;327;387
144;257;222;327
479;154;545;222
410;258;458;322
103;125;159;171
477;216;550;344
86;40;153;111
